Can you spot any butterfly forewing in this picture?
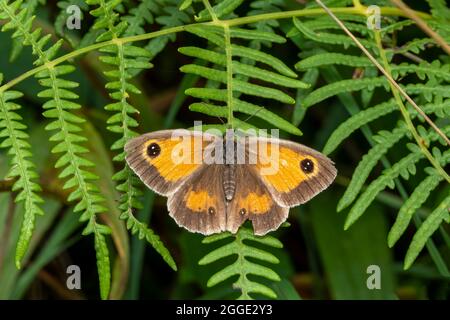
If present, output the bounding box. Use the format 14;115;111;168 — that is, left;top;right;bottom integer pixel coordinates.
124;129;219;196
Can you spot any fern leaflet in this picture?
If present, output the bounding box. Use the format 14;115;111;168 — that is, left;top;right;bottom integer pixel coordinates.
199;228;282;299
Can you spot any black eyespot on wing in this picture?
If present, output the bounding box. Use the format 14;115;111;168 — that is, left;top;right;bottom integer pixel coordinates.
147;143;161;158
208;207;215;215
300;158;314;173
239;208;246;216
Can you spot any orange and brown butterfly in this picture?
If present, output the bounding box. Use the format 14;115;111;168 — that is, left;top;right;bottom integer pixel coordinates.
124;128;337;236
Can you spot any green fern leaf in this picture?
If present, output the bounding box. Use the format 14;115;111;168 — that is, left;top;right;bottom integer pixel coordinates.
146;1;192;57
388;170;444;248
404;192;450;269
391;61;450;82
337;127;408;212
94;230;111;300
303;77;388;108
296;53;372;70
344;146;424;229
292;17;375;49
188;101;302;136
88;0;176;271
199;228;282;299
323;100;398;155
8;0;45;61
0;84;44;268
1;0;109;273
196;0;244;21
426;0;450;21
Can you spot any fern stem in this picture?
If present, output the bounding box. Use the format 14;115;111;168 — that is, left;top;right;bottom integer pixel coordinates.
352;0;363;10
201;0;218;22
374;31;450;183
223;25;234;128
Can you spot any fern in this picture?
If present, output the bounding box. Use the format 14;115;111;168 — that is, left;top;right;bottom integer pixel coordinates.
0;0;114;298
294;5;450;270
199;227;282;299
0;77;44;268
86;0;176;271
180;23;306;135
145;0;192;58
8;0;45;61
405;189;450;269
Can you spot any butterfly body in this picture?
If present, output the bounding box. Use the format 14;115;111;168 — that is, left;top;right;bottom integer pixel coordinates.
125;129;336;236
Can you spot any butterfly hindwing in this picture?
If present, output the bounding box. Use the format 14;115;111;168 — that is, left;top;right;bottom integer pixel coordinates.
226;164;289;236
168;164;227;235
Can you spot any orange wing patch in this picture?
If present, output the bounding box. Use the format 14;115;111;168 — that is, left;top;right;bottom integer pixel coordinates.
142;137;207;182
255;145;319;192
238;192;272;215
185;190;216;213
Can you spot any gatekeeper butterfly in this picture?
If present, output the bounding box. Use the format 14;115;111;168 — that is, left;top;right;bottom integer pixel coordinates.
125;128;336;235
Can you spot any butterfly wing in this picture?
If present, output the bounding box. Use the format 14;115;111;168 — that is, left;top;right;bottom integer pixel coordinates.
125;129;219;196
226;164;289;236
246;136;337;208
167;164;227;235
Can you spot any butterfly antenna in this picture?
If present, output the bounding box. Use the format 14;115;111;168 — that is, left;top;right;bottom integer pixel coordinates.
243;106;264;123
217;116;226;125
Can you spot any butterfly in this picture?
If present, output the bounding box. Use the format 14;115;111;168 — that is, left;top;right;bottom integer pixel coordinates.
124;128;337;236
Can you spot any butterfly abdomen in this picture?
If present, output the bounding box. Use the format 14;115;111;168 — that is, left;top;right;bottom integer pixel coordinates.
223;164;236;202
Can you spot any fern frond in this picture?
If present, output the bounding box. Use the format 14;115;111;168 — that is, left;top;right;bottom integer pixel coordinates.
303;77;388;108
404;83;450;102
0;81;44;268
391;61;450;82
343;125;450;230
296;53;372;70
380;19;415;35
123;0;157;37
323;100;397;155
181;24;303;135
0;0;111;267
87;0;176;270
404;189;450;269
324;99;450;156
387;169;444;248
94;227;111;300
389;38;435;55
196;0;244;21
426;0;450;21
0;0;111;296
8;0;45;61
292;17;376;49
145;0;192;57
246;0;285;49
337;127;408;212
199;228;282;299
124;211;177;271
299;19;371;36
344;145;423;230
